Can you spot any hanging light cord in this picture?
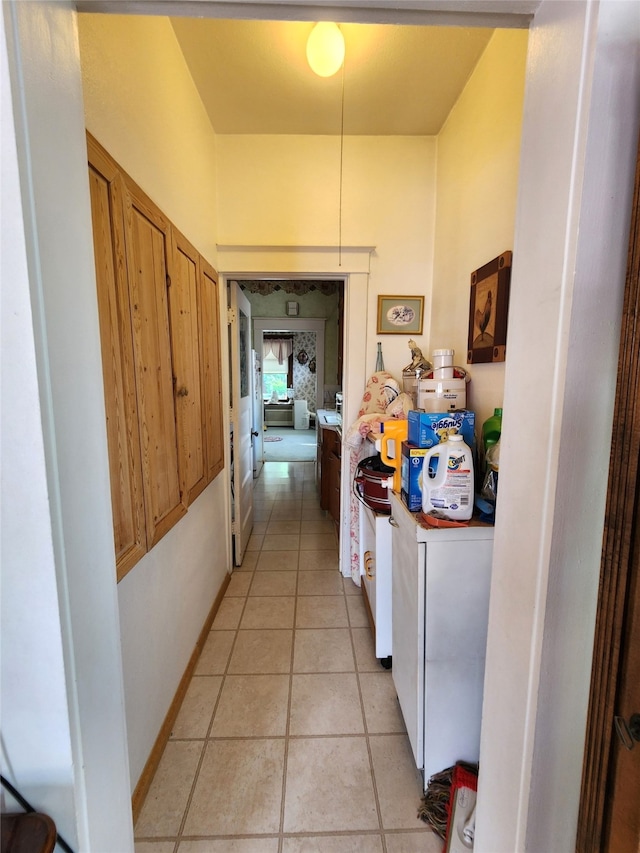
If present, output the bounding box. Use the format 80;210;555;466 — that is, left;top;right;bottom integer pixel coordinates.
339;56;345;267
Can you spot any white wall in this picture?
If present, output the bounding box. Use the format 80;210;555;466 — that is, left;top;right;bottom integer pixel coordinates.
432;28;528;428
477;1;640;849
78;12;232;789
2;3;132;849
216;134;437;380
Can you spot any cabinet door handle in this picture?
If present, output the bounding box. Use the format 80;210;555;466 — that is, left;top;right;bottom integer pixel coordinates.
364;552;375;580
389;515;399;528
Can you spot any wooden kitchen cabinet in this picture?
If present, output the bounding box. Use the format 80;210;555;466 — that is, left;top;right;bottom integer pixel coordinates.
200;258;224;484
123;173;186;547
88;141;146;580
320;426;341;527
87;133;223;579
168;227;207;506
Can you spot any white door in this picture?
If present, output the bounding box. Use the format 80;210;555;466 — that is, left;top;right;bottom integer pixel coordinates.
252;349;264;479
229;282;254;565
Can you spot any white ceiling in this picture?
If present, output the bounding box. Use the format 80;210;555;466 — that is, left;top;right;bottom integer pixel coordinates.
169;18;495;135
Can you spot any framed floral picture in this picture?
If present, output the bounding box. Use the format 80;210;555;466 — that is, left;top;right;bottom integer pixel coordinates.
377;296;424;335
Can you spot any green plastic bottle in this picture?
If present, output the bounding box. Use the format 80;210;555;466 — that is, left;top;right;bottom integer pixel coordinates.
482;407;503;465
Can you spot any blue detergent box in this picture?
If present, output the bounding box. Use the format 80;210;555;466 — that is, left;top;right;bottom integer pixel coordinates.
407;410;476;450
401;442;428;512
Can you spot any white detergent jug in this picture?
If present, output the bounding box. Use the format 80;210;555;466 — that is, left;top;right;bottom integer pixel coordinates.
422;434;474;521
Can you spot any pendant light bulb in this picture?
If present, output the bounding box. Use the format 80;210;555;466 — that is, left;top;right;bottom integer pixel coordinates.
306;22;345;78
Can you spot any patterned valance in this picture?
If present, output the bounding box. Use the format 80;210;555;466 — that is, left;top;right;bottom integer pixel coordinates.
263;338;293;365
240;280;340;296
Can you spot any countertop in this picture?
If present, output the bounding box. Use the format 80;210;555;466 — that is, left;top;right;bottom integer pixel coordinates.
316;408;341;431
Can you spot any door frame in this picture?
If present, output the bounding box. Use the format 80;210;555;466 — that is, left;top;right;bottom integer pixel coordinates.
577;135;640;852
253;316;327;416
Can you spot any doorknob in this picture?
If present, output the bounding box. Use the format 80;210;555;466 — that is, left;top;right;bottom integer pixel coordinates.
251;430;259;437
614;713;640;750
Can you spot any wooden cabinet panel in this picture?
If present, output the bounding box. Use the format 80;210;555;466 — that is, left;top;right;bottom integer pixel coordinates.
87;133;224;578
169;229;207;505
200;258;224;483
87;141;146;579
123;178;185;546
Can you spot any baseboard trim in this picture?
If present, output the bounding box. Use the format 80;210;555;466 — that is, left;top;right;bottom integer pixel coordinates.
131;572;231;823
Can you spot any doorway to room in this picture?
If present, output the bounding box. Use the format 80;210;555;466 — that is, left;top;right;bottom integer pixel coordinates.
244;281;344;469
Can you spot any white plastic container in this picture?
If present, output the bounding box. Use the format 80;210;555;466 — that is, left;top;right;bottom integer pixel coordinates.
432;348;454;379
422;434;474;520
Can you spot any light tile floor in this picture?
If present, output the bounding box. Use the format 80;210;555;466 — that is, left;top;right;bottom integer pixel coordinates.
134;461;441;853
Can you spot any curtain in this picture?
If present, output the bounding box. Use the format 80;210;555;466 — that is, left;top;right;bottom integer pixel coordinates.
263;338;293;365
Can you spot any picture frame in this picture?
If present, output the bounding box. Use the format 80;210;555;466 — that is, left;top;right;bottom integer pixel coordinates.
377;295;424;335
467;251;512;363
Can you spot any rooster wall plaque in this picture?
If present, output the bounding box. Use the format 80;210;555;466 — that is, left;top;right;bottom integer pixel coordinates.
467;251;512;363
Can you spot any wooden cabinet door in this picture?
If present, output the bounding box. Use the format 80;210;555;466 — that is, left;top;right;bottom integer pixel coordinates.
123;177;185;546
87;138;146;579
169;228;207;506
328;448;341;525
200;258;224;483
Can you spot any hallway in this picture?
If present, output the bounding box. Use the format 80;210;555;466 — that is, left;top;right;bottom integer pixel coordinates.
134;461;438;852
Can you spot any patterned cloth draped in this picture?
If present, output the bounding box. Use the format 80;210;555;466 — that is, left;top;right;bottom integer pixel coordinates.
263;338;293;365
344;372;414;586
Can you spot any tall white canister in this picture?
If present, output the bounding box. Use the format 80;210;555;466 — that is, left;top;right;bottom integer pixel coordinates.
432;348;454;379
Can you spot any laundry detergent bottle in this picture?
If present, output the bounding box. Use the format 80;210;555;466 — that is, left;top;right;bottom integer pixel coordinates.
422;434;474;521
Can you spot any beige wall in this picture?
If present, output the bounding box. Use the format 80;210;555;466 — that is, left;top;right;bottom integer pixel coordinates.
79;13;219;264
78;13;231;790
432;28;528;428
217;134;437;377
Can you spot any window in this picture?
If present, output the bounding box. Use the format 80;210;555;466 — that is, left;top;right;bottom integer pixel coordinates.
262;353;291;400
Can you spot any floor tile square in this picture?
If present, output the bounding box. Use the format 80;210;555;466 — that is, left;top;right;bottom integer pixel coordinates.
184;739;285;836
212;598;245;630
293;628;355;672
369;734;428;831
282;837;384;853
261;534;300;551
359;672;406;734
296;596;348;628
298;550;339;571
170;675;222;739
228;629;293;674
300;507;327;521
135;740;203;837
283;737;378;833
300;533;337;551
351;628;381;672
236;550;259;571
211;674;290;736
384;831;443;853
297;571;344;596
266;519;302;535
289;673;364;735
250;571;297;597
135;842;175;853
347;593;370;627
226;572;252;597
241;596;295;629
246;533;264;551
195;631;235;675
179;841;279;853
256;551;299;571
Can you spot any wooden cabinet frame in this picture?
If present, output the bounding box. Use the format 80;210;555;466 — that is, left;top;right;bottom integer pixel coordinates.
87;133;224;580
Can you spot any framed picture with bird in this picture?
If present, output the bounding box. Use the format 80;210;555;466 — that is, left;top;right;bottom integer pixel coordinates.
467;251;512;363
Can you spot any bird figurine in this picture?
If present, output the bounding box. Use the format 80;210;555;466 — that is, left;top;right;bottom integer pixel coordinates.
406;339;431;371
475;290;493;343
